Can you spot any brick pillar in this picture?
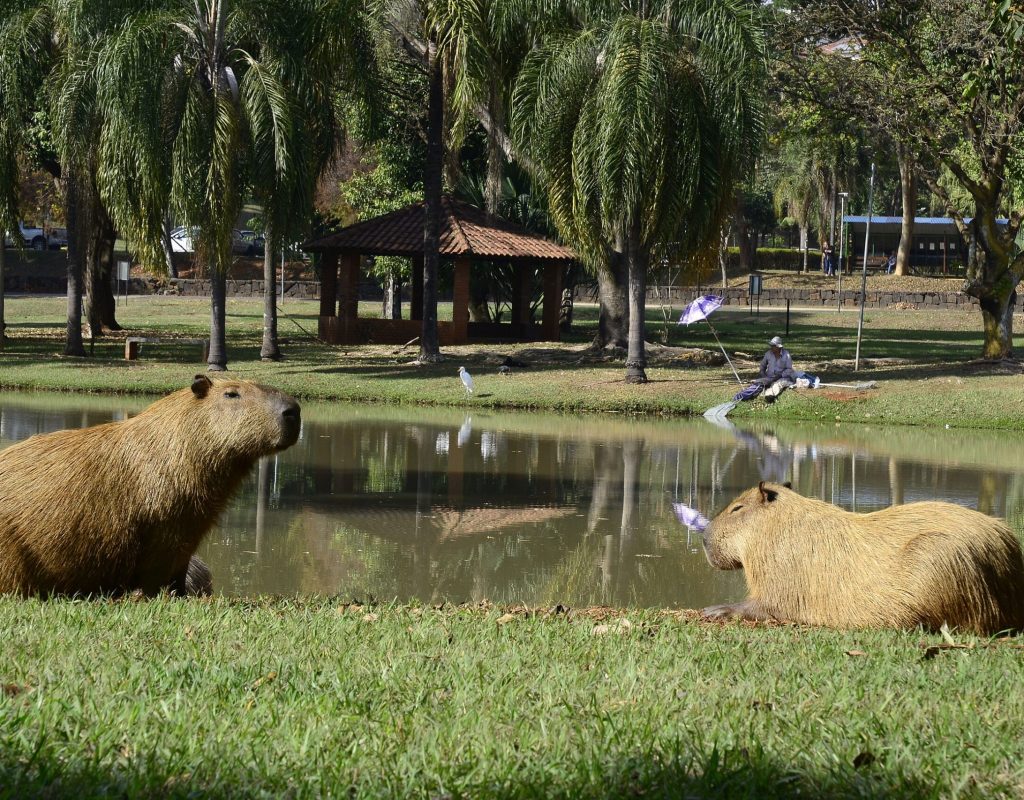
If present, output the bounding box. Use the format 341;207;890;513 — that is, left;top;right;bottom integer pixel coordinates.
411;254;424;321
319;251;339;317
452;256;470;344
541;262;563;341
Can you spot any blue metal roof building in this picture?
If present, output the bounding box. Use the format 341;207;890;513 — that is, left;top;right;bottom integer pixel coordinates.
841;216;1009;273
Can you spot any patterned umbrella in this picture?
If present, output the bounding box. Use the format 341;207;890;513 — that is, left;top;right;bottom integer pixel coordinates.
676;294;741;385
678;294;723;325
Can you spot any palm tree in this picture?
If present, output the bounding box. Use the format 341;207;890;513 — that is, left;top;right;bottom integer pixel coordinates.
243;1;378;361
513;0;766;383
98;0;375;369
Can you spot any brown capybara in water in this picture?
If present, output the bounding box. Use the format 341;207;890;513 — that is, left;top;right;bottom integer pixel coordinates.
701;481;1024;634
0;376;300;596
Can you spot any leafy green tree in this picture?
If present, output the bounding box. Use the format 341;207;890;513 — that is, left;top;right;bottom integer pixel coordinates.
0;3;47;348
513;0;766;382
780;0;1024;358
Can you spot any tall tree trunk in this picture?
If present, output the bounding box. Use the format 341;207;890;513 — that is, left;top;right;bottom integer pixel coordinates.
964;211;1020;359
978;285;1016;360
484;81;504;218
0;229;6;350
799;225;809;274
733;190;756;271
64;174;86;357
260;227;280;361
468;277;490;322
624;224;649;384
163;215;178;278
419;39;443;363
85;207;120;335
895;146;916;277
383;271;402;319
594;255;628;349
208;266;228;370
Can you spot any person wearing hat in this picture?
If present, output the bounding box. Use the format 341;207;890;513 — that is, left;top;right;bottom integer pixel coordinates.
758;336;796;390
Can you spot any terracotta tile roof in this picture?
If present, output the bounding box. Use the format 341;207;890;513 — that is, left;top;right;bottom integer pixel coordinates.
303;195;575;261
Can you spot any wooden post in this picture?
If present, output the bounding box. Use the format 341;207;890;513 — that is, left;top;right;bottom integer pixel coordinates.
411;254;424;321
451;257;471;344
319;251;339;317
338;253;360;322
541;263;563;341
511;262;532;333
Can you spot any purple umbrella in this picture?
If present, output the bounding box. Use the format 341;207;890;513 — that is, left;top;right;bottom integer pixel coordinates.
678;295;742;384
678;294;722;325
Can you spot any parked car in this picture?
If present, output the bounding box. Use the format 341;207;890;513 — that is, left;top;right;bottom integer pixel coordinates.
232;228;265;257
46;227;68;249
3;222;49;250
169;226;197;253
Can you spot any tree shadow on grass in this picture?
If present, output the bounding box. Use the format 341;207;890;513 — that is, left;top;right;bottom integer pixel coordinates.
0;746;953;800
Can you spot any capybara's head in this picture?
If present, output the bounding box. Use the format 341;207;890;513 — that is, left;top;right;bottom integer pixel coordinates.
185;375;300;459
703;481;792;570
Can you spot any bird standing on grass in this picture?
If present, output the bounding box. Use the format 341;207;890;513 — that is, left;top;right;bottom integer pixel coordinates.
458;366;474;395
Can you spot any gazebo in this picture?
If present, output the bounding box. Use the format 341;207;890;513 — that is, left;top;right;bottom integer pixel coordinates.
303;195;575;345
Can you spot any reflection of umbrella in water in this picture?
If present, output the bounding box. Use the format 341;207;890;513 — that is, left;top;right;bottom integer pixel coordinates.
678;295;742;385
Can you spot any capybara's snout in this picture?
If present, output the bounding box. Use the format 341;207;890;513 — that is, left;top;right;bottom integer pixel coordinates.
275;394;301;448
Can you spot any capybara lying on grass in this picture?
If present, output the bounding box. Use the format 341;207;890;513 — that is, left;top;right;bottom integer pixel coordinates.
701;481;1024;634
0;376;300;596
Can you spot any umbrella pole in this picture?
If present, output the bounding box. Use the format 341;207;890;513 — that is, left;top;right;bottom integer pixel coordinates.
705;319;743;385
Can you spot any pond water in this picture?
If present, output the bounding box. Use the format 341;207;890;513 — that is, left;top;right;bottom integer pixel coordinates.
2;392;1023;608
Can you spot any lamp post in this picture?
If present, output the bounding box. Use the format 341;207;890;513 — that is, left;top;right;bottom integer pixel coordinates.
837;192;848;312
854;164;876;370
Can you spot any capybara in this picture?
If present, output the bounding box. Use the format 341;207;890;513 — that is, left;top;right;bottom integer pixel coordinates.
0;376;300;596
701;481;1024;634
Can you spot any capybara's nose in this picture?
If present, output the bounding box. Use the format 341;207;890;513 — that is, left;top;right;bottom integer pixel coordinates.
281;401;300;422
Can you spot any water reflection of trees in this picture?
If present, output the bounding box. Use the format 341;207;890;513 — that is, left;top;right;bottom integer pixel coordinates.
1;393;1022;606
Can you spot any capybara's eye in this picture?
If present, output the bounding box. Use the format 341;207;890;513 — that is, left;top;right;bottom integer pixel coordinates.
224;390;240;399
730;504;744;513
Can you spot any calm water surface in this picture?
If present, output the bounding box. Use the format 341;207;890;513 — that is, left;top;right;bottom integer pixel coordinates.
2;392;1022;608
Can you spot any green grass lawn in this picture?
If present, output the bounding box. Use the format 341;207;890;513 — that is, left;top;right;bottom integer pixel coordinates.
2;294;1022;429
2;598;1023;799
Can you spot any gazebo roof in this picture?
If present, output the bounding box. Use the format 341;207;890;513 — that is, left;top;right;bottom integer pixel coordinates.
303;195;574;261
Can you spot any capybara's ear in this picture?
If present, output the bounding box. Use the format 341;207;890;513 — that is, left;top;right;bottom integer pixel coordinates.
758;481;779;503
191;375;212;398
783;481;793;489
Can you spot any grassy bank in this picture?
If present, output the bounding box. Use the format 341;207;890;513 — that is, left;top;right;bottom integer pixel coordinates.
2;295;1023;429
2;598;1023;799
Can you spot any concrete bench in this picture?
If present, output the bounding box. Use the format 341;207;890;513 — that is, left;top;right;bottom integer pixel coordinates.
125;336;210;362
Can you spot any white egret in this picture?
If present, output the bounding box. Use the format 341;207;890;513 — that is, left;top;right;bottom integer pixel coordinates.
458;366;474;395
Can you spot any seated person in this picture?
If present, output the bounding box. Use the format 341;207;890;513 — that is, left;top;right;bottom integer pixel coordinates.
758;336;798;403
758;336;796;386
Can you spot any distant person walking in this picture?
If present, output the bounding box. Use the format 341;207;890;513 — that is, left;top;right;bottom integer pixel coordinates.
821;241;835;276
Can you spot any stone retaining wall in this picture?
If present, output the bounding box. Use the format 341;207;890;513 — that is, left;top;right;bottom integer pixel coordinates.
574;285;1024;312
168;278;321;300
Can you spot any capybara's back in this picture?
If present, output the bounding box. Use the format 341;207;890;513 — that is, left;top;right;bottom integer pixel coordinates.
702;482;1024;634
0;375;300;596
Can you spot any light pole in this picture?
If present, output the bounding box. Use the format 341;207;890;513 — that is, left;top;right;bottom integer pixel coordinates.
854;164;877;370
837;192;848;312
